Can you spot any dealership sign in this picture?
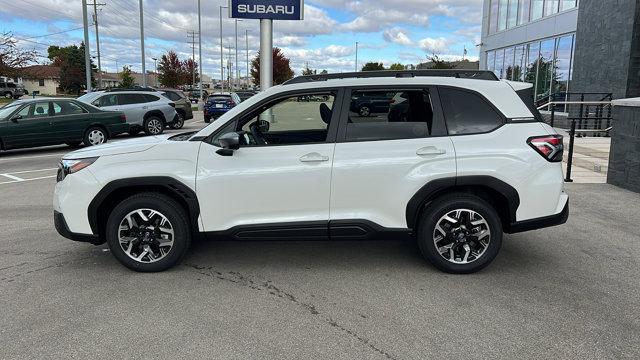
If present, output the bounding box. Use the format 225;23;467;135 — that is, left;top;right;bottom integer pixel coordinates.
230;0;304;20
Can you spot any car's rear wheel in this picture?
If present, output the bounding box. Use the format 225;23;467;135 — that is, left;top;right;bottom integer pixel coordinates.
358;105;371;117
106;193;191;272
143;116;164;135
4;92;12;99
170;112;185;129
83;126;107;146
417;194;502;274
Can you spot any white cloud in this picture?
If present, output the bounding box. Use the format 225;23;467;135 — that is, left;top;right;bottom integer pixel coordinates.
383;28;413;46
418;37;453;54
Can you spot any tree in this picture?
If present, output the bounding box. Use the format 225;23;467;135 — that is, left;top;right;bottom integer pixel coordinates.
389;63;405;70
119;66;135;88
158;51;185;88
48;43;96;94
361;62;385;71
427;55;456;69
301;65;316;76
250;47;294;85
320;69;328;74
183;58;199;85
0;32;37;78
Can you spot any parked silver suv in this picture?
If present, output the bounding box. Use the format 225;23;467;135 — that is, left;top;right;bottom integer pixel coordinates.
0;82;26;99
77;90;178;136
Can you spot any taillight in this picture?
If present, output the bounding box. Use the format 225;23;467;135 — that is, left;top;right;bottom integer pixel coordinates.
120;114;126;122
527;135;564;162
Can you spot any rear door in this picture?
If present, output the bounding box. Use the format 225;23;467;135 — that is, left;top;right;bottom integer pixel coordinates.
117;93;148;125
49;100;91;142
329;86;457;231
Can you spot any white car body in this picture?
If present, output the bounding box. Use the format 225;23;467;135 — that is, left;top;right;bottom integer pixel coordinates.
54;72;568;273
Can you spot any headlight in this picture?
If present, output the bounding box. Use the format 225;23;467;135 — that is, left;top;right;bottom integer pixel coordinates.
57;157;99;182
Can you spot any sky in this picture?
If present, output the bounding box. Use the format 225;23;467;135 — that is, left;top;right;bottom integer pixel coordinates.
0;0;483;80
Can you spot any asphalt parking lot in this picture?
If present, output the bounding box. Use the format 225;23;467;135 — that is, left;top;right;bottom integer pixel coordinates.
1;115;639;359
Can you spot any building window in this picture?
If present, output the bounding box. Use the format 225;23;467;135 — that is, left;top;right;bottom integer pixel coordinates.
489;0;499;34
525;41;541;93
486;51;496;73
560;0;577;11
513;45;526;81
498;0;509;31
504;47;515;80
531;0;544;20
544;0;559;16
518;0;531;25
507;0;519;28
554;35;574;94
38;79;45;87
536;39;556;100
494;49;505;79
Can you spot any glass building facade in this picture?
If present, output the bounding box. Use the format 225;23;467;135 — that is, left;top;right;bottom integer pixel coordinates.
488;0;578;35
485;33;576;101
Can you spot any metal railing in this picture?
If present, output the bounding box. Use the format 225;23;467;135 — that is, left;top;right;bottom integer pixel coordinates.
537;97;613;182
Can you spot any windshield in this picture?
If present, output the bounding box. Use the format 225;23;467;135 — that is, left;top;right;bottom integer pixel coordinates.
0;103;20;119
77;93;99;103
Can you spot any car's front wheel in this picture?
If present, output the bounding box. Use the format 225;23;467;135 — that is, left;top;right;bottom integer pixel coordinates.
83;126;107;146
358;105;371;117
106;193;191;272
143;116;164;135
417;194;503;274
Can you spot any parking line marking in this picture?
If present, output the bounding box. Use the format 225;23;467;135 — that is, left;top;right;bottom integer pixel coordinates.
0;175;56;185
1;174;24;181
0;153;63;162
7;168;58;174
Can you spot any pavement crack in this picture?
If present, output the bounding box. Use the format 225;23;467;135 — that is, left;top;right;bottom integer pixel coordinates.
184;263;397;360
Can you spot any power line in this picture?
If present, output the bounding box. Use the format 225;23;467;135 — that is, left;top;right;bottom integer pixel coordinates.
21;26;87;39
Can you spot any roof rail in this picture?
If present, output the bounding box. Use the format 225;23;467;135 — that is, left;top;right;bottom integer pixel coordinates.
103;86;157;92
283;69;498;85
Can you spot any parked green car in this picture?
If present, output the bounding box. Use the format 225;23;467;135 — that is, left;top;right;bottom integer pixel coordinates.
0;98;129;151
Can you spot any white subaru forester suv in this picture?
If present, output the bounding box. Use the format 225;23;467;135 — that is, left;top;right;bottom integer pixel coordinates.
54;70;568;273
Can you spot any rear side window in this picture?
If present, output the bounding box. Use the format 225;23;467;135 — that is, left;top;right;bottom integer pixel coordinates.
118;94;147;105
345;89;434;141
439;87;504;135
163;91;183;101
143;94;161;102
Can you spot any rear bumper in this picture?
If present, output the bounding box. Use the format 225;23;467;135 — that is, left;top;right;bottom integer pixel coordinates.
107;123;130;137
54;211;101;244
507;200;569;233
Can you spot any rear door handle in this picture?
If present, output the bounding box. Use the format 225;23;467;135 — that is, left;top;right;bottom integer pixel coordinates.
299;152;330;163
416;146;446;156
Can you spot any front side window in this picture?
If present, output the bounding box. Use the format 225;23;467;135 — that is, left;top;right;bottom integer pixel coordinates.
345;89;433;141
17;102;50;119
439;87;504;135
237;92;336;146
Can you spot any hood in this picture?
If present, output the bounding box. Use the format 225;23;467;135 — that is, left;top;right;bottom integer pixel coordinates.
63;134;171;159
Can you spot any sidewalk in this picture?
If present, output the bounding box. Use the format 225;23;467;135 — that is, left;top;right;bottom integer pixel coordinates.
555;128;610;183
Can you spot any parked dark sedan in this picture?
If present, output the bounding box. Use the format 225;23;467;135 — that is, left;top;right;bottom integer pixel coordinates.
0;98;129;151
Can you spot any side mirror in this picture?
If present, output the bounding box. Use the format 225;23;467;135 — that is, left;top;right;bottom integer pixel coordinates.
10;114;21;123
216;132;240;156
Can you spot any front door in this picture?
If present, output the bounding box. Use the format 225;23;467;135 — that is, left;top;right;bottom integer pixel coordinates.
3;101;53;148
195;90;342;235
330;87;457;230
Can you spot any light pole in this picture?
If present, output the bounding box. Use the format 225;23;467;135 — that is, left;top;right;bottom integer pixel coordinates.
355;41;359;72
139;0;146;87
198;0;203;100
152;57;158;87
219;5;228;91
235;19;242;90
245;29;251;89
82;0;92;92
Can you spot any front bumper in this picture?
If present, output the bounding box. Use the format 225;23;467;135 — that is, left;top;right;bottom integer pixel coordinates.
54;211;101;244
507;200;569;233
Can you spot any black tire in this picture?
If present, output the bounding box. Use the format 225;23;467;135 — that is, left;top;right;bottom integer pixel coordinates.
358;105;371;117
128;126;142;136
204;115;211;123
4;92;12;99
170;112;185;129
416;194;503;274
83;126;108;146
143;116;164;135
13;95;21;100
106;193;191;272
65;141;82;148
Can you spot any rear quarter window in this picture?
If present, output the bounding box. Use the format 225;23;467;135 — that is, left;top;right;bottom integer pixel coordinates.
439;87;504;135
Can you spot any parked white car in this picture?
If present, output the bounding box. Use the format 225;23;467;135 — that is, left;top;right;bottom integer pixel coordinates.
77;89;178;136
55;70;568;274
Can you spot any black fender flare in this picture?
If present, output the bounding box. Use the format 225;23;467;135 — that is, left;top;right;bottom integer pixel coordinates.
405;176;520;230
88;176;200;238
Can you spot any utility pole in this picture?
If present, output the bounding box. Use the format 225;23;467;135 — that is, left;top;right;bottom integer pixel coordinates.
152;57;158;87
245;29;250;88
88;1;106;89
198;0;203;100
187;30;198;90
82;0;92;93
219;6;228;91
355;41;359;72
235;19;242;90
139;0;146;87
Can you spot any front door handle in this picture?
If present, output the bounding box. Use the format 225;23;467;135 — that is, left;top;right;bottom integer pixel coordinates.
299;152;330;163
416;146;446;156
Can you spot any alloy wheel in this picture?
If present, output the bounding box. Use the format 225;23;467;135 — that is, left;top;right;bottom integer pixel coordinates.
117;208;174;263
147;118;163;135
88;129;106;145
432;209;491;264
359;106;370;116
